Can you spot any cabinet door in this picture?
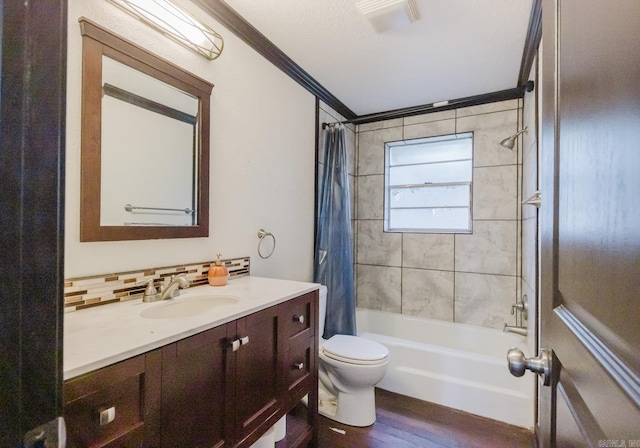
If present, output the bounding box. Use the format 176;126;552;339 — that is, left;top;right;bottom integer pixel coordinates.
161;325;231;448
233;306;281;445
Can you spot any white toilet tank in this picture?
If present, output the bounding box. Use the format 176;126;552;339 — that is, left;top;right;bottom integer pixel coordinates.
318;285;327;341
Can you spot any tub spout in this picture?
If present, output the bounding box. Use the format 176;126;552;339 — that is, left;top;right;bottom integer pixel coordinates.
503;324;528;336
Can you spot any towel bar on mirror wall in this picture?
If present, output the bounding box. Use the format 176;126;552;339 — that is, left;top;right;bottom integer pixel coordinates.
124;203;194;214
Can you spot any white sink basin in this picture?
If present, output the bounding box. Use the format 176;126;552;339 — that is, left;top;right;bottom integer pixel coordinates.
140;295;239;319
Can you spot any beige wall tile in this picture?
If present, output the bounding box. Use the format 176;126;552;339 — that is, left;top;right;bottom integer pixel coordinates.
356;175;384;220
523;104;536;163
345;126;357;176
351;99;529;331
403;119;456;140
522;136;538;221
473;165;518;220
357;126;403;175
522;217;537;288
402;268;454;321
456;99;520;118
402;233;454;271
454;272;517;329
455;220;518;276
358;118;403;132
319;101;349;126
349;174;356;221
357;220;402;267
517;164;523;222
356;264;402;312
352;219;358;267
457;110;518;168
522;280;536;352
403;110;455;126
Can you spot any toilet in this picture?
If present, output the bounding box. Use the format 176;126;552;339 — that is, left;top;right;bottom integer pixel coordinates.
316;285;389;427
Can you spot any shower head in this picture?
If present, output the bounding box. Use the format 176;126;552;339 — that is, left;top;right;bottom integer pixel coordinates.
499;127;528;150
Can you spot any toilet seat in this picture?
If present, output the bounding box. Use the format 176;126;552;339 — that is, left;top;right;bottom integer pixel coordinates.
321;334;389;366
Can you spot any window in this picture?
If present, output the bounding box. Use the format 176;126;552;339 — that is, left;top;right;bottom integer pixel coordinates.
384;132;473;233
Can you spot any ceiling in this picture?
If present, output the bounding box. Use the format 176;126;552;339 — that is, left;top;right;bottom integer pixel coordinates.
221;0;534;117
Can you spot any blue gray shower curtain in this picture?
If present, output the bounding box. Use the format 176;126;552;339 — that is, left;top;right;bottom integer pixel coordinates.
314;124;356;339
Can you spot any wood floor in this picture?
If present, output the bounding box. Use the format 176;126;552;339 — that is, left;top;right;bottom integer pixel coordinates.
316;389;534;448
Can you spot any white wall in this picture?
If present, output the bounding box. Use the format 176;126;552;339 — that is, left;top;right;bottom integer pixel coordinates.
65;0;317;281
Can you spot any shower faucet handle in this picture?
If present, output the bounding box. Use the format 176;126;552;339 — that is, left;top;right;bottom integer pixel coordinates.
511;295;529;320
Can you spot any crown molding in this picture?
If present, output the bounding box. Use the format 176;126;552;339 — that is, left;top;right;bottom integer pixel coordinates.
196;0;539;124
193;0;357;120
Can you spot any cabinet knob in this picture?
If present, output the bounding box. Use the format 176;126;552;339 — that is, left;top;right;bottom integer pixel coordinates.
240;336;250;346
231;339;241;352
293;362;304;370
293;315;305;324
98;406;116;426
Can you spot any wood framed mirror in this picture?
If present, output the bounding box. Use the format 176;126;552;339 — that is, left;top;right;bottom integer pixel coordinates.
79;18;213;241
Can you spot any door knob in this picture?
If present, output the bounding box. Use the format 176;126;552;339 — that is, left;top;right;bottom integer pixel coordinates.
507;347;552;386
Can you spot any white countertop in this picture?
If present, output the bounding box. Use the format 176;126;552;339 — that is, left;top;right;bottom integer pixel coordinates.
64;276;320;380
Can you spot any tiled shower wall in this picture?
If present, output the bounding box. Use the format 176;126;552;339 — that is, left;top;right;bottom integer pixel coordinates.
522;57;539;349
354;100;523;330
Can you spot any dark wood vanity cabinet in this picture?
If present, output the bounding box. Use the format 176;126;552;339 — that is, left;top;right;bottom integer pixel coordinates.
228;290;318;447
63;351;162;448
63;290;318;448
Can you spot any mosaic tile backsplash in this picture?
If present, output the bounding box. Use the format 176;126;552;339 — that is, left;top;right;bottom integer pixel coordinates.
64;257;250;312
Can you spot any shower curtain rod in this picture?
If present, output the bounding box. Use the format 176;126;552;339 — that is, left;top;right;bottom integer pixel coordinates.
322;120;352;129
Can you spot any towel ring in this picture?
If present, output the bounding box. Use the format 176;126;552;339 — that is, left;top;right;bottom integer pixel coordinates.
257;229;276;259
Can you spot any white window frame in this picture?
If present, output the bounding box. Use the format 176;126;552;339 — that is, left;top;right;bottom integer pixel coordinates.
384;132;473;234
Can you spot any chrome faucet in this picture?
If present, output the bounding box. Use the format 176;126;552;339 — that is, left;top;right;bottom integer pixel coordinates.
159;275;190;300
503;324;528;337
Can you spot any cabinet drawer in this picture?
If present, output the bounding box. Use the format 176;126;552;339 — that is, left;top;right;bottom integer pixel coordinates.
280;290;316;345
64;355;152;448
283;337;315;407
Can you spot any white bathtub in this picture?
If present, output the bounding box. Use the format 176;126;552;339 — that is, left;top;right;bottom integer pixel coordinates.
357;308;534;428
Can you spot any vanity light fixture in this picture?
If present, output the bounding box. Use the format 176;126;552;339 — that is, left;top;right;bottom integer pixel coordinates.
106;0;224;60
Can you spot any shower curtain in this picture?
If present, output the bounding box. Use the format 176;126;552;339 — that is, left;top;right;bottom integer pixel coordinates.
314;124;356;339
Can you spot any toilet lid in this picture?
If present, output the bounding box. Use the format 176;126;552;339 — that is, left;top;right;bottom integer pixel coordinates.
322;335;389;364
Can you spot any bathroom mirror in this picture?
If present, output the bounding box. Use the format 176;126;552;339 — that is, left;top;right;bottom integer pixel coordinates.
79;18;213;241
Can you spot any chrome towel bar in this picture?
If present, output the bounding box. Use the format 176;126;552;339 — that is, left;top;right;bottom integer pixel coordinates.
124;203;193;214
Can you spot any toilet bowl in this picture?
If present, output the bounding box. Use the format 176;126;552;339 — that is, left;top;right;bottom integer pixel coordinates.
316;286;389;427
